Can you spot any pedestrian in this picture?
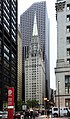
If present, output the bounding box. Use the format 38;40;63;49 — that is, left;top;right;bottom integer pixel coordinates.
47;109;49;117
30;111;33;119
25;110;29;119
33;110;35;119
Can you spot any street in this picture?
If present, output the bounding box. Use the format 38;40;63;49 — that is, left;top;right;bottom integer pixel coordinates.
36;115;69;119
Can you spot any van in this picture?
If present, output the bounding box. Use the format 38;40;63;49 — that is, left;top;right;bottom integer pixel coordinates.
52;107;59;117
52;107;68;117
62;107;68;116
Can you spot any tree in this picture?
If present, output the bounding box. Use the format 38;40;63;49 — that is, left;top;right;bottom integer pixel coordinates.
26;99;32;108
26;99;39;108
17;100;23;111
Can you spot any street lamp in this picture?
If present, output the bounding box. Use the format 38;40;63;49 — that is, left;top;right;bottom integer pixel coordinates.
58;81;60;117
44;98;47;109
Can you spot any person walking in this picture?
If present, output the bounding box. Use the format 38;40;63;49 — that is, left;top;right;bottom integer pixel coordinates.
33;110;35;119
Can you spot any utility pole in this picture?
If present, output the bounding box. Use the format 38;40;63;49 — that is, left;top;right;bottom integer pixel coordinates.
58;81;60;117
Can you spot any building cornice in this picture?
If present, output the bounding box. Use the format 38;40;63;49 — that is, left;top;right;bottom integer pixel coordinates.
55;1;66;12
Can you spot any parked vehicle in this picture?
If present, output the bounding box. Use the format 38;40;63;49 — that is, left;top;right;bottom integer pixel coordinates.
52;107;59;117
67;107;70;117
52;107;68;117
62;107;68;116
2;111;8;119
0;111;3;119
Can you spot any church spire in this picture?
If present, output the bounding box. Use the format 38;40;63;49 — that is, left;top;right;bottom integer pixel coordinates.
32;12;38;36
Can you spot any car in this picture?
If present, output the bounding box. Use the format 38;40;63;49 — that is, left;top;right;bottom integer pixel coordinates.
2;111;8;119
0;111;3;119
62;107;68;116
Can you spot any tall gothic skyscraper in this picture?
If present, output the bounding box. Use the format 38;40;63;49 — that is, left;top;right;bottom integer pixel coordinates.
0;0;18;110
25;13;45;106
20;1;50;101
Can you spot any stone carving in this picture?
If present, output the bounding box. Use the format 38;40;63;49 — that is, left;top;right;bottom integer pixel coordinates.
55;1;66;12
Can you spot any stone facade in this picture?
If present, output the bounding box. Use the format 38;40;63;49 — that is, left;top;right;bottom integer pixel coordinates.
25;13;45;106
55;0;70;107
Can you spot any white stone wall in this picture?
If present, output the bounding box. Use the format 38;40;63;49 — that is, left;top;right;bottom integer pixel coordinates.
25;56;45;105
55;0;70;107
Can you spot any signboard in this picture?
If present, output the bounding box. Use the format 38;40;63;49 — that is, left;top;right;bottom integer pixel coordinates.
8;87;14;119
22;104;27;110
8;87;14;106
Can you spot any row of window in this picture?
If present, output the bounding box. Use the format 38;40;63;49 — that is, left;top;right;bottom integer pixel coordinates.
4;23;9;33
12;0;16;8
0;52;15;63
4;45;9;53
3;2;9;15
67;4;70;11
3;58;16;70
65;75;70;94
66;4;70;64
66;32;70;63
3;1;16;42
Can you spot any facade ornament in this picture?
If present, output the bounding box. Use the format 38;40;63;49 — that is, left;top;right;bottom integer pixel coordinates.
55;1;66;12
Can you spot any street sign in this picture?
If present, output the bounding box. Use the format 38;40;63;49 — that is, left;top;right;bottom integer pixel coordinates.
22;104;27;110
8;87;14;119
8;87;14;106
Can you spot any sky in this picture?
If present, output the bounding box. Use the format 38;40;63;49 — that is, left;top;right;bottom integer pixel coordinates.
18;0;57;90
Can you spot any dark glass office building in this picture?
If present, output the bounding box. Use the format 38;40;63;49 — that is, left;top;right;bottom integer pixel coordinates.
20;1;50;101
0;0;18;110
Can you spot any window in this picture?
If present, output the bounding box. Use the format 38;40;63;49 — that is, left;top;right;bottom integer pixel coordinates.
69;87;70;93
67;59;70;64
12;35;16;42
67;26;70;33
4;53;9;60
65;99;70;107
67;15;70;22
53;108;58;111
11;53;14;58
65;75;70;94
4;60;9;67
4;45;9;53
67;48;70;56
67;4;70;11
65;87;68;94
4;24;9;33
4;16;9;26
66;37;70;44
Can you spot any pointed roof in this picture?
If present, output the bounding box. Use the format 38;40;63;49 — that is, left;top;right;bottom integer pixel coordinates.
32;12;38;36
